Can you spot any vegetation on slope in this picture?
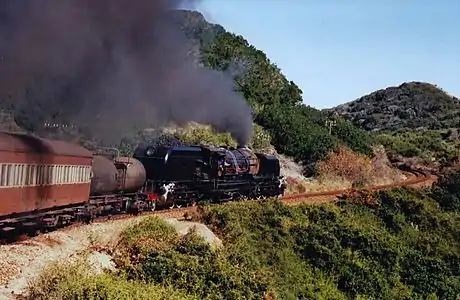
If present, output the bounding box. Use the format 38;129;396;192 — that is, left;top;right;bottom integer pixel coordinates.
329;82;460;132
327;82;460;166
28;172;460;300
374;129;460;165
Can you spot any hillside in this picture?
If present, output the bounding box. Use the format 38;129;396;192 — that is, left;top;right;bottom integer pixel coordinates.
22;173;460;300
328;82;460;132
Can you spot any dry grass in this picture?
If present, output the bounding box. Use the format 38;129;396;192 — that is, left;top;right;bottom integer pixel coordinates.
316;146;406;188
316;147;373;185
283;146;407;195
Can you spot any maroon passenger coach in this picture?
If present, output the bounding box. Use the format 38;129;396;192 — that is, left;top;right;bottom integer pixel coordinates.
0;132;93;218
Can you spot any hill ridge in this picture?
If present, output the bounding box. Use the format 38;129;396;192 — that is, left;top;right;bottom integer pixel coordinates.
327;81;460;132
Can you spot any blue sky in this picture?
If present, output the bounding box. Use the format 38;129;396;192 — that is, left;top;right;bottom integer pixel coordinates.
195;0;460;109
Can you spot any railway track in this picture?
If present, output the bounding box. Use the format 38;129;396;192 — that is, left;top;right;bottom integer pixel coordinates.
282;170;437;205
1;169;437;244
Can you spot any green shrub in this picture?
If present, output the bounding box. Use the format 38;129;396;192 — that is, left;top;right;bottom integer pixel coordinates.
25;257;194;300
431;173;460;212
374;130;460;164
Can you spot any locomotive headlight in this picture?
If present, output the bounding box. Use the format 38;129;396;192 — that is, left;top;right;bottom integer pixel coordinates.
146;148;154;156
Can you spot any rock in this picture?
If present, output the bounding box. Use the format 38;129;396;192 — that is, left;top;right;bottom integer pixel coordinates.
87;251;116;275
164;218;223;249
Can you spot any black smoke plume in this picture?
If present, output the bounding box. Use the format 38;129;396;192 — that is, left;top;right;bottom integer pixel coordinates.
0;0;254;145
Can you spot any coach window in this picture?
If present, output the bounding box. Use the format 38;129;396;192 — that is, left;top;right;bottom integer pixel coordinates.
71;166;76;183
10;164;15;186
77;166;81;183
36;165;41;185
0;164;3;187
37;165;43;185
22;165;26;186
54;165;58;184
34;165;38;185
0;164;5;187
58;166;62;184
28;165;32;186
21;165;26;186
44;165;48;185
12;164;18;186
41;165;45;185
15;165;20;187
55;165;59;184
54;165;59;184
44;165;49;185
46;165;50;185
5;165;11;186
82;166;86;182
19;165;23;186
57;166;61;184
42;165;46;185
2;164;8;187
10;164;16;186
48;165;52;185
29;165;34;186
24;165;29;186
23;165;27;186
0;164;4;187
21;165;25;186
50;165;55;185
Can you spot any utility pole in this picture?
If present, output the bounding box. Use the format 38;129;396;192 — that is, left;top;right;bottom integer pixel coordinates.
325;119;337;134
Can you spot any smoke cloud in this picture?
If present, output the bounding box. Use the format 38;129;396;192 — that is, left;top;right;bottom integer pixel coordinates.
0;0;254;145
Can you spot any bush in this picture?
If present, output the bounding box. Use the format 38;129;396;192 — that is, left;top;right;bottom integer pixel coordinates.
25;256;194;300
431;173;460;212
117;217;276;300
316;146;373;184
374;130;460;164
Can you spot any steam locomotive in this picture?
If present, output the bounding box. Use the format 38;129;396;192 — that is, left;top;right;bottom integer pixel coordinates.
0;132;285;235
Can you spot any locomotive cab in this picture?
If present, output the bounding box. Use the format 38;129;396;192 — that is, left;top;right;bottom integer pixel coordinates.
256;154;281;178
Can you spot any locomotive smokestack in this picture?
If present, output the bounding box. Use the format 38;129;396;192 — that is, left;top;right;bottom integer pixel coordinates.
0;0;254;145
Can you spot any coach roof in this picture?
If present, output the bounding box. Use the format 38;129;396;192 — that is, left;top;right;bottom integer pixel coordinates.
0;132;93;158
